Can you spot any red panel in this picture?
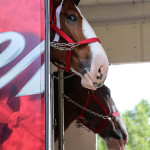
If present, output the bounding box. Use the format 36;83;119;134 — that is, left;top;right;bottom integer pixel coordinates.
0;0;45;149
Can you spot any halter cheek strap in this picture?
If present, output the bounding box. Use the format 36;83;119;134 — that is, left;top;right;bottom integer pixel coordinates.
50;0;101;72
77;91;120;134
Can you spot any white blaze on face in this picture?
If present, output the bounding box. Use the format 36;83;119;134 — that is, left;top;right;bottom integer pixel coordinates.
53;0;64;42
75;6;109;90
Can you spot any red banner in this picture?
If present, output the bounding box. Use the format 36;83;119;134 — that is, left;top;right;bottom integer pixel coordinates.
0;0;45;149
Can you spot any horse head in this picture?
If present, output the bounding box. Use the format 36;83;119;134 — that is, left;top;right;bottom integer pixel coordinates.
51;0;109;90
54;73;128;150
82;85;128;150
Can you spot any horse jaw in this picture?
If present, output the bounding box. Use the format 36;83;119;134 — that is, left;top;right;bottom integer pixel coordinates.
105;138;127;150
75;6;109;90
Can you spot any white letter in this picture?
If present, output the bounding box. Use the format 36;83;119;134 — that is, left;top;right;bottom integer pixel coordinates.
0;32;25;68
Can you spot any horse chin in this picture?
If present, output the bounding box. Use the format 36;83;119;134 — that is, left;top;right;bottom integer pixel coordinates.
105;138;127;150
81;74;97;90
71;68;104;90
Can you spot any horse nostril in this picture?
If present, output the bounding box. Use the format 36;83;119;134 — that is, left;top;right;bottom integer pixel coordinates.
97;74;103;80
123;133;127;140
123;132;128;144
97;68;103;80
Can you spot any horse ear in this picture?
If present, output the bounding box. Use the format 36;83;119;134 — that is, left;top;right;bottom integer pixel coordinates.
55;0;62;4
74;0;80;6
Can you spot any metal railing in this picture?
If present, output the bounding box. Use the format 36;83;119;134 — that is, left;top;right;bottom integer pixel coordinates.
45;0;54;150
45;1;65;150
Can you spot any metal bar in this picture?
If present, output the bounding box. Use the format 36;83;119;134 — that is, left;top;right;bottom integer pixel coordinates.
44;0;53;150
58;69;65;150
50;64;55;150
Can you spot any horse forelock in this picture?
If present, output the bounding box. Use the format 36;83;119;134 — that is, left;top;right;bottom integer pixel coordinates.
63;0;80;5
54;0;80;6
73;0;80;6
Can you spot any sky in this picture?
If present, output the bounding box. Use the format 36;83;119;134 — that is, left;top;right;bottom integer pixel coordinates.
105;62;150;113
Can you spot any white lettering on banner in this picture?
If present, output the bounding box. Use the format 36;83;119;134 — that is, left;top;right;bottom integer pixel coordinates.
0;32;45;96
16;64;45;97
0;32;25;68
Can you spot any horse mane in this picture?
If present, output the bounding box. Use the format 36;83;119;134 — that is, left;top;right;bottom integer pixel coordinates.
74;0;80;6
54;0;80;6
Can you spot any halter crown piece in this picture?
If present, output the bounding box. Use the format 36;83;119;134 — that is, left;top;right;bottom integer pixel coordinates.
50;0;101;72
77;90;120;133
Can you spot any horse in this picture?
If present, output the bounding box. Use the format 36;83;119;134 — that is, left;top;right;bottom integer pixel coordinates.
50;0;109;90
54;73;128;150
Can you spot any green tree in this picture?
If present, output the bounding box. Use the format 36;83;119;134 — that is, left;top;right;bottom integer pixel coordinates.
97;99;150;150
97;135;107;150
123;99;150;150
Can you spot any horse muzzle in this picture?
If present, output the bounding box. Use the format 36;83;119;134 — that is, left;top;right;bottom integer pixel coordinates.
102;117;128;150
81;74;106;90
81;65;108;90
80;46;109;90
105;138;128;150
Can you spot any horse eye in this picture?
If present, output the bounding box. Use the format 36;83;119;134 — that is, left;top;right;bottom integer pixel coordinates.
67;14;77;22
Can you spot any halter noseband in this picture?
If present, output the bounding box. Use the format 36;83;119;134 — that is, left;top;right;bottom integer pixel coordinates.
50;0;101;72
77;90;120;134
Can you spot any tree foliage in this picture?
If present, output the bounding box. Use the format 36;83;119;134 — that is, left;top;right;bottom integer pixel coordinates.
97;99;150;150
97;135;107;150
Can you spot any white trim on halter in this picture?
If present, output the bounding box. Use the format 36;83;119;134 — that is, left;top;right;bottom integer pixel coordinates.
53;0;64;42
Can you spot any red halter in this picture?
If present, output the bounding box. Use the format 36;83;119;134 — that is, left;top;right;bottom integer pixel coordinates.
50;0;101;72
77;90;120;133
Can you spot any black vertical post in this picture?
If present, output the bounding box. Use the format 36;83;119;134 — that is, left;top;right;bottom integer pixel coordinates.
58;69;65;150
